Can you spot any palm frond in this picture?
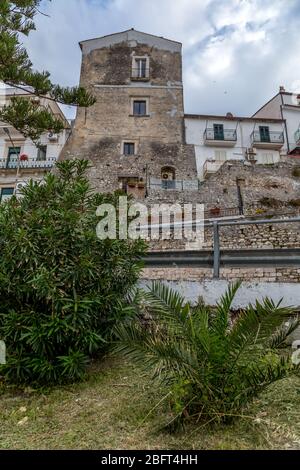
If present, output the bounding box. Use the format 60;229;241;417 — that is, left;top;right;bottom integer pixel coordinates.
268;315;300;349
114;281;297;425
113;320;199;383
142;282;192;339
228;299;296;361
213;281;241;336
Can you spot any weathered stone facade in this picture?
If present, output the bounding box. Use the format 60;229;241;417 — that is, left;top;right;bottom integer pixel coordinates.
59;30;300;287
147;159;300;209
61;29;197;195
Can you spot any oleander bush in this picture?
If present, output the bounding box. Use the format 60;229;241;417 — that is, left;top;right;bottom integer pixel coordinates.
0;160;146;384
114;282;299;429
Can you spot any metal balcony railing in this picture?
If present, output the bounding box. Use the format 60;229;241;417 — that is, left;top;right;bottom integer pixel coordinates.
131;67;150;80
295;129;300;145
149;178;200;191
204;128;237;142
203;160;224;176
251;131;284;145
0;157;56;170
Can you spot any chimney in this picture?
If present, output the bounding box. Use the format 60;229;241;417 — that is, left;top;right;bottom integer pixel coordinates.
279;85;286;93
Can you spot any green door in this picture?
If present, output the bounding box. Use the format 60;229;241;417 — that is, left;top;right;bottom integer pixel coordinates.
213;124;224;140
259;126;270;143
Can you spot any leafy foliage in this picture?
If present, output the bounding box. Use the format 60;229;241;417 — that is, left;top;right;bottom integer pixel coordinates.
114;281;299;427
0;160;146;384
0;1;96;142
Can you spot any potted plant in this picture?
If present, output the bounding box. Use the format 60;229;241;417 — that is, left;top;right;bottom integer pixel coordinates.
210;207;221;216
20;154;28;161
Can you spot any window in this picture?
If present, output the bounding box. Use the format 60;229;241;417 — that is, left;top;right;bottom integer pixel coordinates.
131;57;149;80
37;145;47;161
7;147;21;167
213;124;224;140
259;126;270;143
214;150;227;161
123;142;135;155
0;187;14;202
133;100;147;116
135;58;147;78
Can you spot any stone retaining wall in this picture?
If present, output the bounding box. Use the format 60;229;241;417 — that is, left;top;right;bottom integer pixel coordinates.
142;267;300;283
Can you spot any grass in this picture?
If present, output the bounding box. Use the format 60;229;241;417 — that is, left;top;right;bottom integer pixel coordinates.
1;356;300;450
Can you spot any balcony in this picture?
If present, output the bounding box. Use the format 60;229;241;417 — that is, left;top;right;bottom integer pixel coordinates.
130;67;150;81
251;131;284;149
204;128;237;147
203;160;224;178
0;157;56;171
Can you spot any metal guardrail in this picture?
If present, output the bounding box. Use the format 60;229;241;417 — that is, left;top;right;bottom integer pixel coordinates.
144;248;300;268
149;178;200;191
144;216;300;278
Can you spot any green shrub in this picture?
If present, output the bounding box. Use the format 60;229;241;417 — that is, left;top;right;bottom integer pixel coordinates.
259;197;282;208
292;167;300;178
289;199;300;207
114;282;299;428
0;160;146;384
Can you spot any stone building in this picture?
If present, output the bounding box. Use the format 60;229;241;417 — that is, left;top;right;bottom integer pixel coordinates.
61;29;198;198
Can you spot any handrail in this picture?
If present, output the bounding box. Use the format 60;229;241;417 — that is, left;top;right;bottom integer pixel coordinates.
250;130;284;143
204;128;237;141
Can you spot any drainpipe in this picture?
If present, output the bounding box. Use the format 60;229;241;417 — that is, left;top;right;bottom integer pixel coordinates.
236;178;244;215
280;92;290;154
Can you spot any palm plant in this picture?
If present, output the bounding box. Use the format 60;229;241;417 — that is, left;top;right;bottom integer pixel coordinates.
114;281;299;426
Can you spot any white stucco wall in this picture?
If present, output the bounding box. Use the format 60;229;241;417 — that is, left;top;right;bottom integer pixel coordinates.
140;279;300;308
185;117;284;180
282;107;300;152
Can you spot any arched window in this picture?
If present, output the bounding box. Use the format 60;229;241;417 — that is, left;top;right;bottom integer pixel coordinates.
161;166;176;189
161;166;176;181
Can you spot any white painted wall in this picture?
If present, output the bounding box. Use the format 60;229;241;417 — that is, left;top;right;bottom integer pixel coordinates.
140;279;300;308
185;117;284;180
282;107;300;152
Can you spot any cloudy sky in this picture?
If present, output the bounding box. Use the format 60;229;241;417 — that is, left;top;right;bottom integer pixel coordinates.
23;0;300;118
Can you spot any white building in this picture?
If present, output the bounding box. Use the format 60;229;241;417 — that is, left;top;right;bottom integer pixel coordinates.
0;86;70;201
185;112;286;181
253;86;300;157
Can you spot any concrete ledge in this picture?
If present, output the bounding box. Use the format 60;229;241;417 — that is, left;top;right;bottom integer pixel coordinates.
139;279;300;308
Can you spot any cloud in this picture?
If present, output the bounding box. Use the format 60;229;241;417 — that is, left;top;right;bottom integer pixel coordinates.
23;0;300;118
